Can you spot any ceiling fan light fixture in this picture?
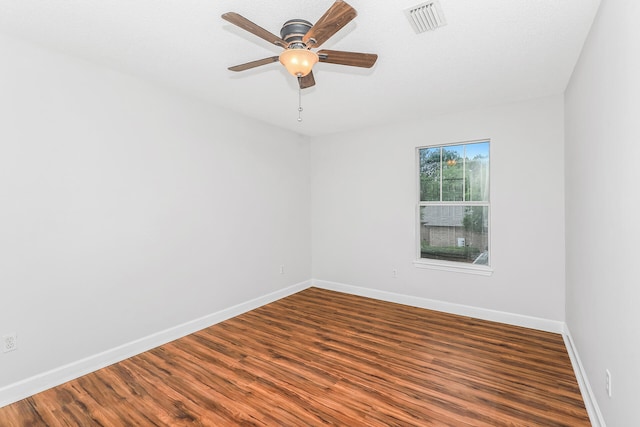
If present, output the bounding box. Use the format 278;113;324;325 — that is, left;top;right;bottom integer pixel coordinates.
279;48;319;77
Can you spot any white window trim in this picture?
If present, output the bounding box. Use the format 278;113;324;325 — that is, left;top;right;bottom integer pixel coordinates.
413;259;493;276
414;139;492;275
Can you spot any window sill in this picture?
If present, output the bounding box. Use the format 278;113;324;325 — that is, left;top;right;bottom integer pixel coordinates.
413;259;493;276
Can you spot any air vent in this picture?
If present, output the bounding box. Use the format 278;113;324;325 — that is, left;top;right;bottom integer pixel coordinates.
405;1;447;34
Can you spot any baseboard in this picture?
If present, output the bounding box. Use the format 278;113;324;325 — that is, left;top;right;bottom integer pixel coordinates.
0;280;311;409
563;325;606;427
312;279;565;333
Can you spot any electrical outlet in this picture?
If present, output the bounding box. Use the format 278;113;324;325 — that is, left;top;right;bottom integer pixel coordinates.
2;333;17;353
280;265;285;275
605;369;612;397
392;269;398;278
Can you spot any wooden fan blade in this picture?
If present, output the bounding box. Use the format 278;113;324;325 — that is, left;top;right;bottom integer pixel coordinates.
317;50;378;68
228;56;279;72
222;12;288;48
299;72;316;89
302;1;357;48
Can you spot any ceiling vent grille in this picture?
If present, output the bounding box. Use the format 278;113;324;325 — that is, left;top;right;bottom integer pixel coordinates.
405;1;447;34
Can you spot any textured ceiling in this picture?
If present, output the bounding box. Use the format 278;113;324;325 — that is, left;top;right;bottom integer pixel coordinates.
0;0;601;137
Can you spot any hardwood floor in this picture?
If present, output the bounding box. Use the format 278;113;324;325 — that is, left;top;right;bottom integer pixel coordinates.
0;287;590;426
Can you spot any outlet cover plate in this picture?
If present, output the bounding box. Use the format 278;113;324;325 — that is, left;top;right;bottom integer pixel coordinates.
2;333;17;352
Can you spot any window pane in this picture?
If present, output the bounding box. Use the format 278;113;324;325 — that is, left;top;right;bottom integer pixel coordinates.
442;145;464;201
464;142;490;202
419;147;440;201
419;205;489;264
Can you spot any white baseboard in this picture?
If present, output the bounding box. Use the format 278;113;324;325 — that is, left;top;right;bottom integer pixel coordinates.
0;280;311;409
313;279;565;333
563;325;606;427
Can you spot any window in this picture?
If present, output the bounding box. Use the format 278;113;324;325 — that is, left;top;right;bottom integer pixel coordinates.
416;140;490;270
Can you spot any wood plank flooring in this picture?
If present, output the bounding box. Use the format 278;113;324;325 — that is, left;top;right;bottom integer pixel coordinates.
0;287;590;426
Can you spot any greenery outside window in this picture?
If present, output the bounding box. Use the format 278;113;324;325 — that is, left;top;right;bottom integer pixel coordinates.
416;140;490;270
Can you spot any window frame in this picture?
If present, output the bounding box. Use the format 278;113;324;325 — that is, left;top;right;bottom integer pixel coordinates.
413;139;493;276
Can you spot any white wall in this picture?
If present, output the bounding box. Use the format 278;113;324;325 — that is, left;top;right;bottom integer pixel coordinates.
565;0;640;425
0;34;310;389
311;95;566;322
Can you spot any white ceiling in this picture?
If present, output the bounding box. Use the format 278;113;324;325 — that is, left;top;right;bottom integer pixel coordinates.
0;0;600;137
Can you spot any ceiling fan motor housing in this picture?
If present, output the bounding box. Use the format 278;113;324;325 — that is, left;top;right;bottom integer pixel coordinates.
280;19;313;45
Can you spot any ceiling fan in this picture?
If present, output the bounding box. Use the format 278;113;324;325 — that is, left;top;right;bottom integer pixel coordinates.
222;0;378;89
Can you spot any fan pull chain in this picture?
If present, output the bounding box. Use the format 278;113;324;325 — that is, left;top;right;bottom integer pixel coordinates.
297;80;303;122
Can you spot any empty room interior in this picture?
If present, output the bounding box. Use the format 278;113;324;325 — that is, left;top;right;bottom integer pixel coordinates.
0;0;638;425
